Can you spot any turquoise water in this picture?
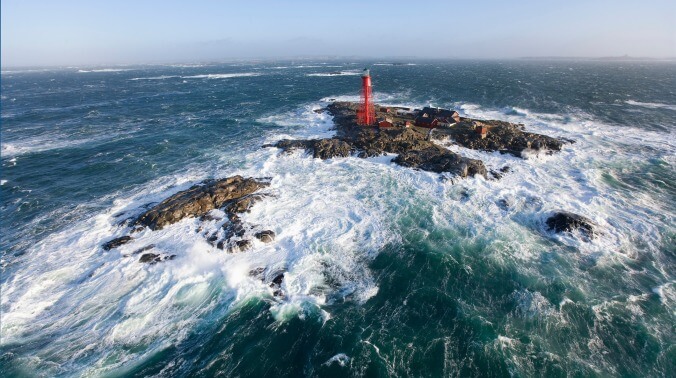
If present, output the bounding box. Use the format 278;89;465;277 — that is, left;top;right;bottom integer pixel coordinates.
1;61;674;376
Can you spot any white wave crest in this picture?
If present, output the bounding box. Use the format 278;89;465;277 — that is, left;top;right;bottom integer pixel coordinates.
625;100;676;111
181;73;261;79
307;71;361;77
129;75;179;81
78;68;134;73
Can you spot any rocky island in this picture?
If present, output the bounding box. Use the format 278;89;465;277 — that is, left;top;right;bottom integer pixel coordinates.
105;176;274;261
266;101;571;178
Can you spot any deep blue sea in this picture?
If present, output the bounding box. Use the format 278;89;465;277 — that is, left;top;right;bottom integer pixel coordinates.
1;61;674;377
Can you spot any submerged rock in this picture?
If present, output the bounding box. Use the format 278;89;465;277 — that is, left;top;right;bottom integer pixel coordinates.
546;211;597;239
102;236;132;251
134;176;269;230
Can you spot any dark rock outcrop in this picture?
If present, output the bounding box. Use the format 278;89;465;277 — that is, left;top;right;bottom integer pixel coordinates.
134;176;269;230
270;272;285;297
546;211;597;239
102;236;133;251
254;230;275;243
139;253;161;264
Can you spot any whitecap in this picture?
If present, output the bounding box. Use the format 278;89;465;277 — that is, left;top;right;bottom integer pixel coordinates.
323;353;350;367
78;68;133;73
625;100;676;111
129;75;179;81
181;73;261;79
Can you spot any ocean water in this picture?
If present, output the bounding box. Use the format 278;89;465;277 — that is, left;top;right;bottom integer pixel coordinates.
1;61;674;377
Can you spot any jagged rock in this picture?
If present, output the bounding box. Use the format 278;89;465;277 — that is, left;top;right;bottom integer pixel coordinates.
134;176;269;230
254;230;275;243
102;236;132;251
546;211;597;239
393;147;487;177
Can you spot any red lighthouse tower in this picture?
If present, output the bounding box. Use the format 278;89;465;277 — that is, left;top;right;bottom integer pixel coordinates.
357;68;375;126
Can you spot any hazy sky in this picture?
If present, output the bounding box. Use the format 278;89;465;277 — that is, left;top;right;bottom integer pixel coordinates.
2;0;675;67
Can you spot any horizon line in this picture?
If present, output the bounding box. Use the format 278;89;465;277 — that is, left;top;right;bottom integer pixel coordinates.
3;55;676;70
